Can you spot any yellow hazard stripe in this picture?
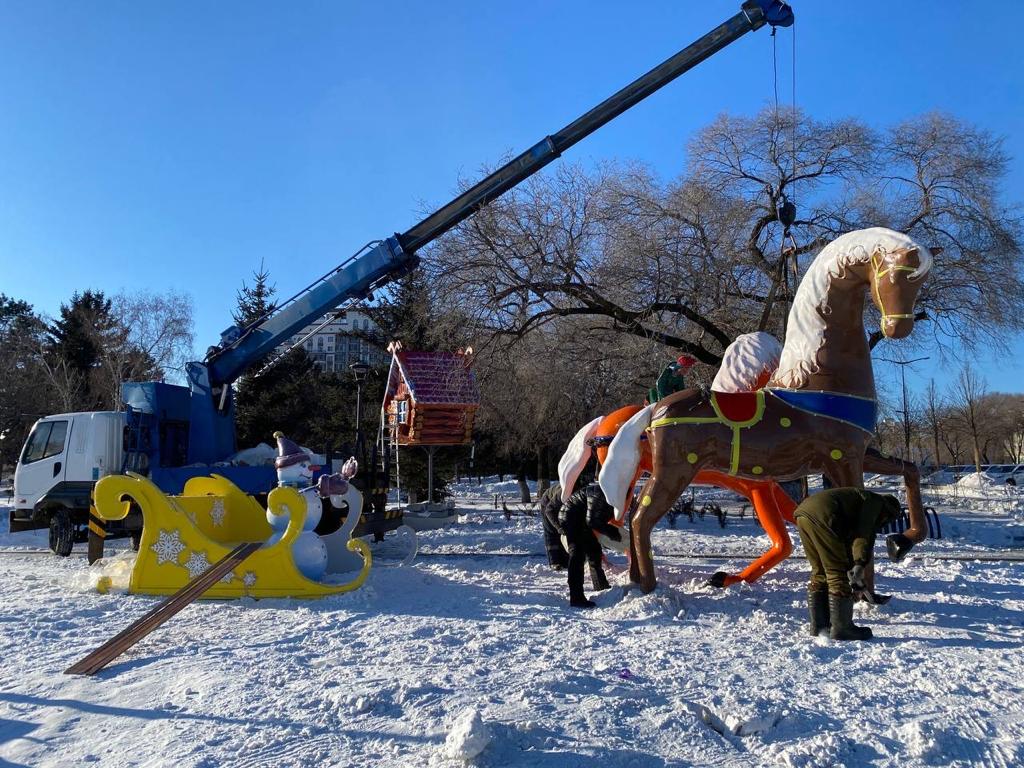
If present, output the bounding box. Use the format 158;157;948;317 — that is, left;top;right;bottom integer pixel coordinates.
88;507;108;539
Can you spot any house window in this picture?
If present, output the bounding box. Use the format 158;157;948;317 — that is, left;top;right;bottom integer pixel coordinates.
397;400;409;425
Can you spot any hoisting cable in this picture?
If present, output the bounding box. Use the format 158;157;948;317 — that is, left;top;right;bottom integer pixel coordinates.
759;17;798;332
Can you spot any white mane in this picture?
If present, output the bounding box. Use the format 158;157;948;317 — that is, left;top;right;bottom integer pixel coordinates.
771;227;933;389
711;331;782;392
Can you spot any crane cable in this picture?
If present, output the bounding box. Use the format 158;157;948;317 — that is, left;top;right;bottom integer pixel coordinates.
771;19;798;308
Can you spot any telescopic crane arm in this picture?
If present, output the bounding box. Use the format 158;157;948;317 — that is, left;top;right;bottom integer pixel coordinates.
200;0;793;393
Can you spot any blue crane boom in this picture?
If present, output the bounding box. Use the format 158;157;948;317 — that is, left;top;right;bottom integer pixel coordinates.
178;0;792;466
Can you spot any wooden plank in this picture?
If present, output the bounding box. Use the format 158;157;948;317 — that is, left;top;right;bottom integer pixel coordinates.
64;541;262;676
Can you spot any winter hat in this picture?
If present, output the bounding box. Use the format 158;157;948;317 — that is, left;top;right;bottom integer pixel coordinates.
273;431;311;469
676;355;697;369
879;493;902;521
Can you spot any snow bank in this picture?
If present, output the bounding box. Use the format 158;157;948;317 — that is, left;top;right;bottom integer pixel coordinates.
956;471;1000;491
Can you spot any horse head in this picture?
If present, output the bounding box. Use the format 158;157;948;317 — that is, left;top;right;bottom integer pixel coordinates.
868;244;939;339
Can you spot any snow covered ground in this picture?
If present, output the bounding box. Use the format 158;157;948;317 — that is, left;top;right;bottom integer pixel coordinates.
1;482;1023;767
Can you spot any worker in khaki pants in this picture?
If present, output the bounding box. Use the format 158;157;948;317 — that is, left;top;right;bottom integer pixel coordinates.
794;488;901;641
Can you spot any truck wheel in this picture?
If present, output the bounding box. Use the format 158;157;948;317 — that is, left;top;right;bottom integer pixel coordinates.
49;510;74;557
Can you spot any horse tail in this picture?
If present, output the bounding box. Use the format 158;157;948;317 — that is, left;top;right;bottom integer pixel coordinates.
598;404;653;521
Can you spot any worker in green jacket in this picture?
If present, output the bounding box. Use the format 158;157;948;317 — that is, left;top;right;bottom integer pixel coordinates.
794;488;902;641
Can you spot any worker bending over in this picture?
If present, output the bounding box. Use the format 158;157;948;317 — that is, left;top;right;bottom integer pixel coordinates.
539;482;619;608
794;488;901;641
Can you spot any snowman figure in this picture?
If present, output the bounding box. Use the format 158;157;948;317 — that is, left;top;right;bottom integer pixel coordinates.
267;431;358;581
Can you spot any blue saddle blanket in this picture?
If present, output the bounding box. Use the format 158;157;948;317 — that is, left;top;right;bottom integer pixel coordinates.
767;389;877;434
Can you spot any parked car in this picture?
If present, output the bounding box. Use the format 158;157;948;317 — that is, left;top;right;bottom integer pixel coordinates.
985;464;1024;485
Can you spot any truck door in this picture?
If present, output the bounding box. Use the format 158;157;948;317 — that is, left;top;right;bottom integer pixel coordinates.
13;419;71;510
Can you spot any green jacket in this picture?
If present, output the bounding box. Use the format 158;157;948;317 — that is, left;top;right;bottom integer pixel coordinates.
793;488;901;565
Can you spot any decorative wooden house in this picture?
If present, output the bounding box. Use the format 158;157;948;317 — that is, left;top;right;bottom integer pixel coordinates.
381;342;479;446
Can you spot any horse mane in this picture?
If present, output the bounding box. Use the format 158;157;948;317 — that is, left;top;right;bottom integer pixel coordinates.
771;227;933;389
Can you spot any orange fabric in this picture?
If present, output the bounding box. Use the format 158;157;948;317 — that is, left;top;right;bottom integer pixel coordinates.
594;404;646;468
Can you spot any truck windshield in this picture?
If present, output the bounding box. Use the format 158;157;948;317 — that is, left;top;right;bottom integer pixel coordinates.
21;420;69;464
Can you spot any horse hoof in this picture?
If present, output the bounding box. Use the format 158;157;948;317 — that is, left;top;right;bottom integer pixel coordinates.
707;571;729;588
640;579;657;594
886;533;913;562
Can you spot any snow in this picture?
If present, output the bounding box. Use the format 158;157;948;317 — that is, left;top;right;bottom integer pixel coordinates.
439;707;491;764
1;479;1024;766
955;471;1001;491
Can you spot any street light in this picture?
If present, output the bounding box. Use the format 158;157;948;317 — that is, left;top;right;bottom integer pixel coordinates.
350;361;371;458
877;356;929;461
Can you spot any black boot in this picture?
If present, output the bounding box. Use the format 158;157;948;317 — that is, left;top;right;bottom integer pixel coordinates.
829;594;872;641
590;567;611;592
808;589;830;636
569;588;596;608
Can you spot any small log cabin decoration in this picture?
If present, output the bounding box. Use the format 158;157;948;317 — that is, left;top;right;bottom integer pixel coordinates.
382;342;479;446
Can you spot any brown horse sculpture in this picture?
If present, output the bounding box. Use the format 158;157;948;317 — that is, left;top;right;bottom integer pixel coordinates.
565;405;929;590
600;227;937;593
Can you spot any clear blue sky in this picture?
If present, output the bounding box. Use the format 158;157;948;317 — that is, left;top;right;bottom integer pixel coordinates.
1;1;1022;399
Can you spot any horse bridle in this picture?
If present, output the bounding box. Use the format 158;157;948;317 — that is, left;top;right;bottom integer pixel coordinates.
870;250;920;330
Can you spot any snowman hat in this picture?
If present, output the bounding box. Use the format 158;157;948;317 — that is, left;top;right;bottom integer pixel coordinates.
273;431;311;469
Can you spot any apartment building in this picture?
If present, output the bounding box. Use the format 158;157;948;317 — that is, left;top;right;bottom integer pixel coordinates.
276;309;386;373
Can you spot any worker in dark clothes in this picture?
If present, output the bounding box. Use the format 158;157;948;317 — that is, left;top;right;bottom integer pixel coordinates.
561;483;619;608
538;483;569;570
540;482;620;608
794;488;901;641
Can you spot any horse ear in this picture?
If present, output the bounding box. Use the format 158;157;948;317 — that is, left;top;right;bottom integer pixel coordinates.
928;246;943;257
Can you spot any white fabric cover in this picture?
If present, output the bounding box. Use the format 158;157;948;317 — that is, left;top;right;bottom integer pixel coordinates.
557;416;602;502
598;404;653;521
711;331;783;393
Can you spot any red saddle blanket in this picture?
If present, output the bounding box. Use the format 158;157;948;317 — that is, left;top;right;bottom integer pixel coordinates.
711;390;761;423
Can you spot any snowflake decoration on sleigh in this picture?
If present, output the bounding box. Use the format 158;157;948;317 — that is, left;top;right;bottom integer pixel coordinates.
150;529;185;565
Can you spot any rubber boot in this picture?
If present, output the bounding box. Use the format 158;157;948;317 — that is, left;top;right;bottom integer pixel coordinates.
808;589;831;636
828;594;873;641
590;566;611;592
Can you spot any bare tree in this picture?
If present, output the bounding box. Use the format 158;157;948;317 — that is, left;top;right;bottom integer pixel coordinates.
922;379;945;470
94;290;195;410
949;367;989;473
985;392;1024;464
426;109;1023;371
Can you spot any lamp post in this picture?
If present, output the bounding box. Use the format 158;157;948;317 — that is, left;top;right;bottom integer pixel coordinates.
350;360;370;459
878;356;929;461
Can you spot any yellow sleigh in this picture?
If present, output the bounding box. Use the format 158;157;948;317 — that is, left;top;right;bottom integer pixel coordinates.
92;472;372;598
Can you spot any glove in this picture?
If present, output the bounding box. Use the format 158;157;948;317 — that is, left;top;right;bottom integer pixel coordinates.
847;563;867;593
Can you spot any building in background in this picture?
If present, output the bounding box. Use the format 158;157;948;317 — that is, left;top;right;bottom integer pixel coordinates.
275;309;385;373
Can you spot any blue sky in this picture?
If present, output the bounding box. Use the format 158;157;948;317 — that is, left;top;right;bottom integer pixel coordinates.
1;0;1022;399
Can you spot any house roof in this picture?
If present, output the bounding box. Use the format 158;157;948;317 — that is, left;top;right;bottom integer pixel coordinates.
384;349;479;407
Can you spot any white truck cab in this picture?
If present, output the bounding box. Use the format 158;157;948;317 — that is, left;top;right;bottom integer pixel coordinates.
11;412;126;555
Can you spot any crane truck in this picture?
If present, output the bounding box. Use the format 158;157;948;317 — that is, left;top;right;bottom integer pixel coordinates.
9;1;794;556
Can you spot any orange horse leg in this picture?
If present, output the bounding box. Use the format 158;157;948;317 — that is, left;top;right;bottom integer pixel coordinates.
732;482;794;584
695;471;797;587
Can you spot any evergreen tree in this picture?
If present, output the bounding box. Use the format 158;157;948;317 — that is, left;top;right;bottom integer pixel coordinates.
48;290;111;376
0;294;32;331
232;260;277;327
367;269;434;349
231;261;330;448
0;296;55;472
